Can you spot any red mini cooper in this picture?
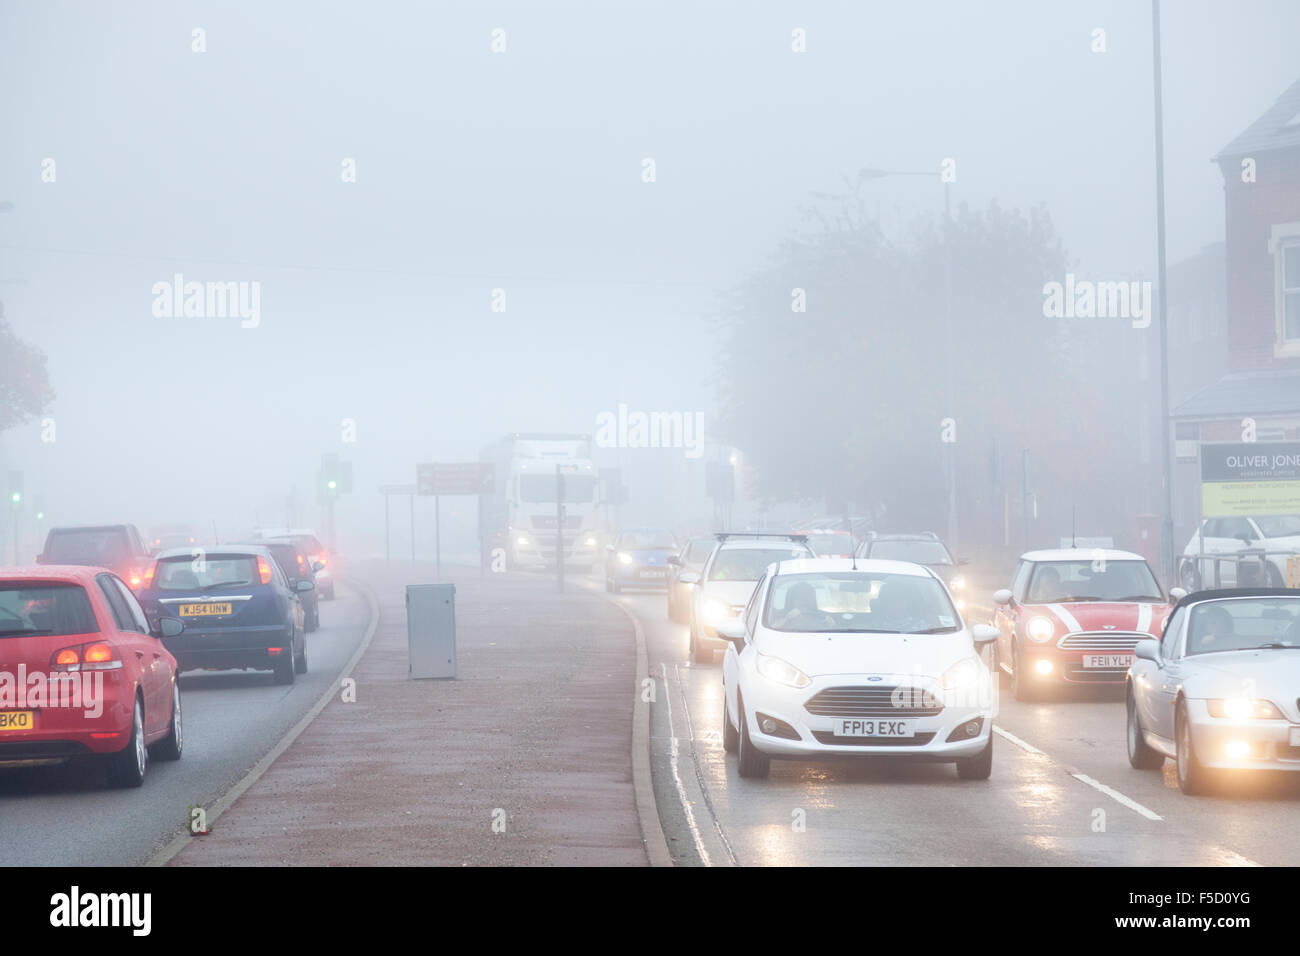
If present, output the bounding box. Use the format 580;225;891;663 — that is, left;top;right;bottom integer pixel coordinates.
991;549;1180;701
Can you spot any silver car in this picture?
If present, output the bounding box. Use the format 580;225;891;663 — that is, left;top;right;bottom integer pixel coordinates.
1126;588;1300;794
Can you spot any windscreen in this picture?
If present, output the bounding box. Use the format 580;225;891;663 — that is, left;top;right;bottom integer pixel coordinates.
708;547;810;581
865;539;952;565
519;475;596;504
1025;560;1162;604
154;556;260;591
618;531;677;550
44;530;130;567
1186;598;1300;655
0;583;99;638
764;572;958;634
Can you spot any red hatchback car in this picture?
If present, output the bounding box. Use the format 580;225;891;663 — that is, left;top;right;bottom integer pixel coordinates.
992;549;1179;701
0;566;184;787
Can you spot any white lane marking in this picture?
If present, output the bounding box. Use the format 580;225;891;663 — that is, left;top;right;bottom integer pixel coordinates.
1137;603;1152;632
658;659;713;866
1068;772;1163;821
993;725;1045;755
1047;603;1082;633
996;724;1165;823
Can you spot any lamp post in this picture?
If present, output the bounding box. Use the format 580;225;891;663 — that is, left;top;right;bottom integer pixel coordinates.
859;166;956;551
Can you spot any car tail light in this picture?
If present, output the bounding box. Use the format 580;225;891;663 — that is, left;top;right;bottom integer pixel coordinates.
257;557;273;584
313;554;326;568
51;641;123;672
126;567;144;590
142;562;157;590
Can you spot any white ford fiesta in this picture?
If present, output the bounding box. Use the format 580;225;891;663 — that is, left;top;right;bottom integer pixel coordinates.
721;557;999;779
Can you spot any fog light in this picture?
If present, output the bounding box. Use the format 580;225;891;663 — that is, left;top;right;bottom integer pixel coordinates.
945;717;985;742
1034;659;1053;676
761;718;776;734
1225;740;1250;759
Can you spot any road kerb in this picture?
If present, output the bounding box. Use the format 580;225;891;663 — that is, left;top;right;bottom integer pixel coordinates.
144;578;380;867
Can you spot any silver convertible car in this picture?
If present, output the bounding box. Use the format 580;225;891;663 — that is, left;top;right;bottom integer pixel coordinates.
1126;588;1300;794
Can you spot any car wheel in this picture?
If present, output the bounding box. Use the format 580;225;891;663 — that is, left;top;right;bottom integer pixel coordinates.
1175;701;1211;795
735;695;770;779
955;732;993;780
722;689;739;754
691;627;711;664
1010;643;1038;702
1126;688;1163;770
1179;561;1201;592
994;643;1011;689
273;643;297;685
294;640;308;675
107;697;147;788
151;683;183;762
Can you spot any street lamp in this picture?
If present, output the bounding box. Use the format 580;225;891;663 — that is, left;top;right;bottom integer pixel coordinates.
858;165;958;552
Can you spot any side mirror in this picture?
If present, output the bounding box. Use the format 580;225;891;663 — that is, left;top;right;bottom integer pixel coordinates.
155;617;185;639
296;579;315;592
34;553;45;565
715;618;746;648
1133;639;1160;663
971;624;998;645
666;555;682;567
678;572;699;586
1168;587;1188;602
312;561;325;573
992;589;1013;606
605;545;615;553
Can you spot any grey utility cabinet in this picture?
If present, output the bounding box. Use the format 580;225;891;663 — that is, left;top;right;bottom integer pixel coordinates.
406;583;457;679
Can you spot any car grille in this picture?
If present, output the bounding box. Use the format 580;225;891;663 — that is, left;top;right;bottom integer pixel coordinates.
1057;632;1146;651
1062;663;1129;682
811;731;937;747
530;515;583;530
804;686;943;719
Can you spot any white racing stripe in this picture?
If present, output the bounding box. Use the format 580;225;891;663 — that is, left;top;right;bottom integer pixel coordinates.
1047;603;1082;633
1136;603;1152;632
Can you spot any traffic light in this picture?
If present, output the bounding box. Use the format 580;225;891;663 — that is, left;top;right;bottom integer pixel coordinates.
318;456;353;503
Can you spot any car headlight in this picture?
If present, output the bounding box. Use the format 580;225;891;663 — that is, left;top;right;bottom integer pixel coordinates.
941;656;982;691
1025;615;1055;643
584;536;597;547
756;653;811;688
516;536;530;547
702;598;733;629
950;574;967;591
1207;698;1283;720
617;552;634;565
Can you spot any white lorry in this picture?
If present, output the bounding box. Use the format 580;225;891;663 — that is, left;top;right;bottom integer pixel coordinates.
478;433;600;570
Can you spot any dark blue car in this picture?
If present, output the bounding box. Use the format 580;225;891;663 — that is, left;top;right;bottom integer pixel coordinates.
604;528;679;593
137;544;311;685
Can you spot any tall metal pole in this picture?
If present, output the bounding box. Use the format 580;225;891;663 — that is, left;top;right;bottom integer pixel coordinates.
1152;0;1176;585
385;492;391;567
555;464;565;593
944;179;958;553
434;494;441;581
409;493;415;565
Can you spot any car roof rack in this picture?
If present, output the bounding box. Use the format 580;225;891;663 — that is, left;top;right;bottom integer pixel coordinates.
715;532;809;543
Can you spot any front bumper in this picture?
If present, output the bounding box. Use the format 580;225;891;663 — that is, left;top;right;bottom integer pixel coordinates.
740;671;995;760
611;562;670;587
1017;647;1137;685
1186;699;1300;771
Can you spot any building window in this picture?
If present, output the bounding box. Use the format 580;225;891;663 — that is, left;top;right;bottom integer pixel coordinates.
1175;421;1200;462
1284;240;1300;342
1270;223;1300;355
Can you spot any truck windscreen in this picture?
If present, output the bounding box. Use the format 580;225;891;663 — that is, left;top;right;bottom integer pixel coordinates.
519;475;596;503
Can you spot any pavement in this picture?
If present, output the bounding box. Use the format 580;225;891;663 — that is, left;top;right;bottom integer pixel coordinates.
168;561;648;866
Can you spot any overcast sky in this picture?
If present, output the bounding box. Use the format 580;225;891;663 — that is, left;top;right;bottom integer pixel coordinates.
1;0;1298;550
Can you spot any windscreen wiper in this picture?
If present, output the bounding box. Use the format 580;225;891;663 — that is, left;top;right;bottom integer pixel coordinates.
201;581;252;589
1239;642;1300;650
906;626;961;634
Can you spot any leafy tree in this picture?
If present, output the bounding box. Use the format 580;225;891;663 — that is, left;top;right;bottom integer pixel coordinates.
0;303;55;433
